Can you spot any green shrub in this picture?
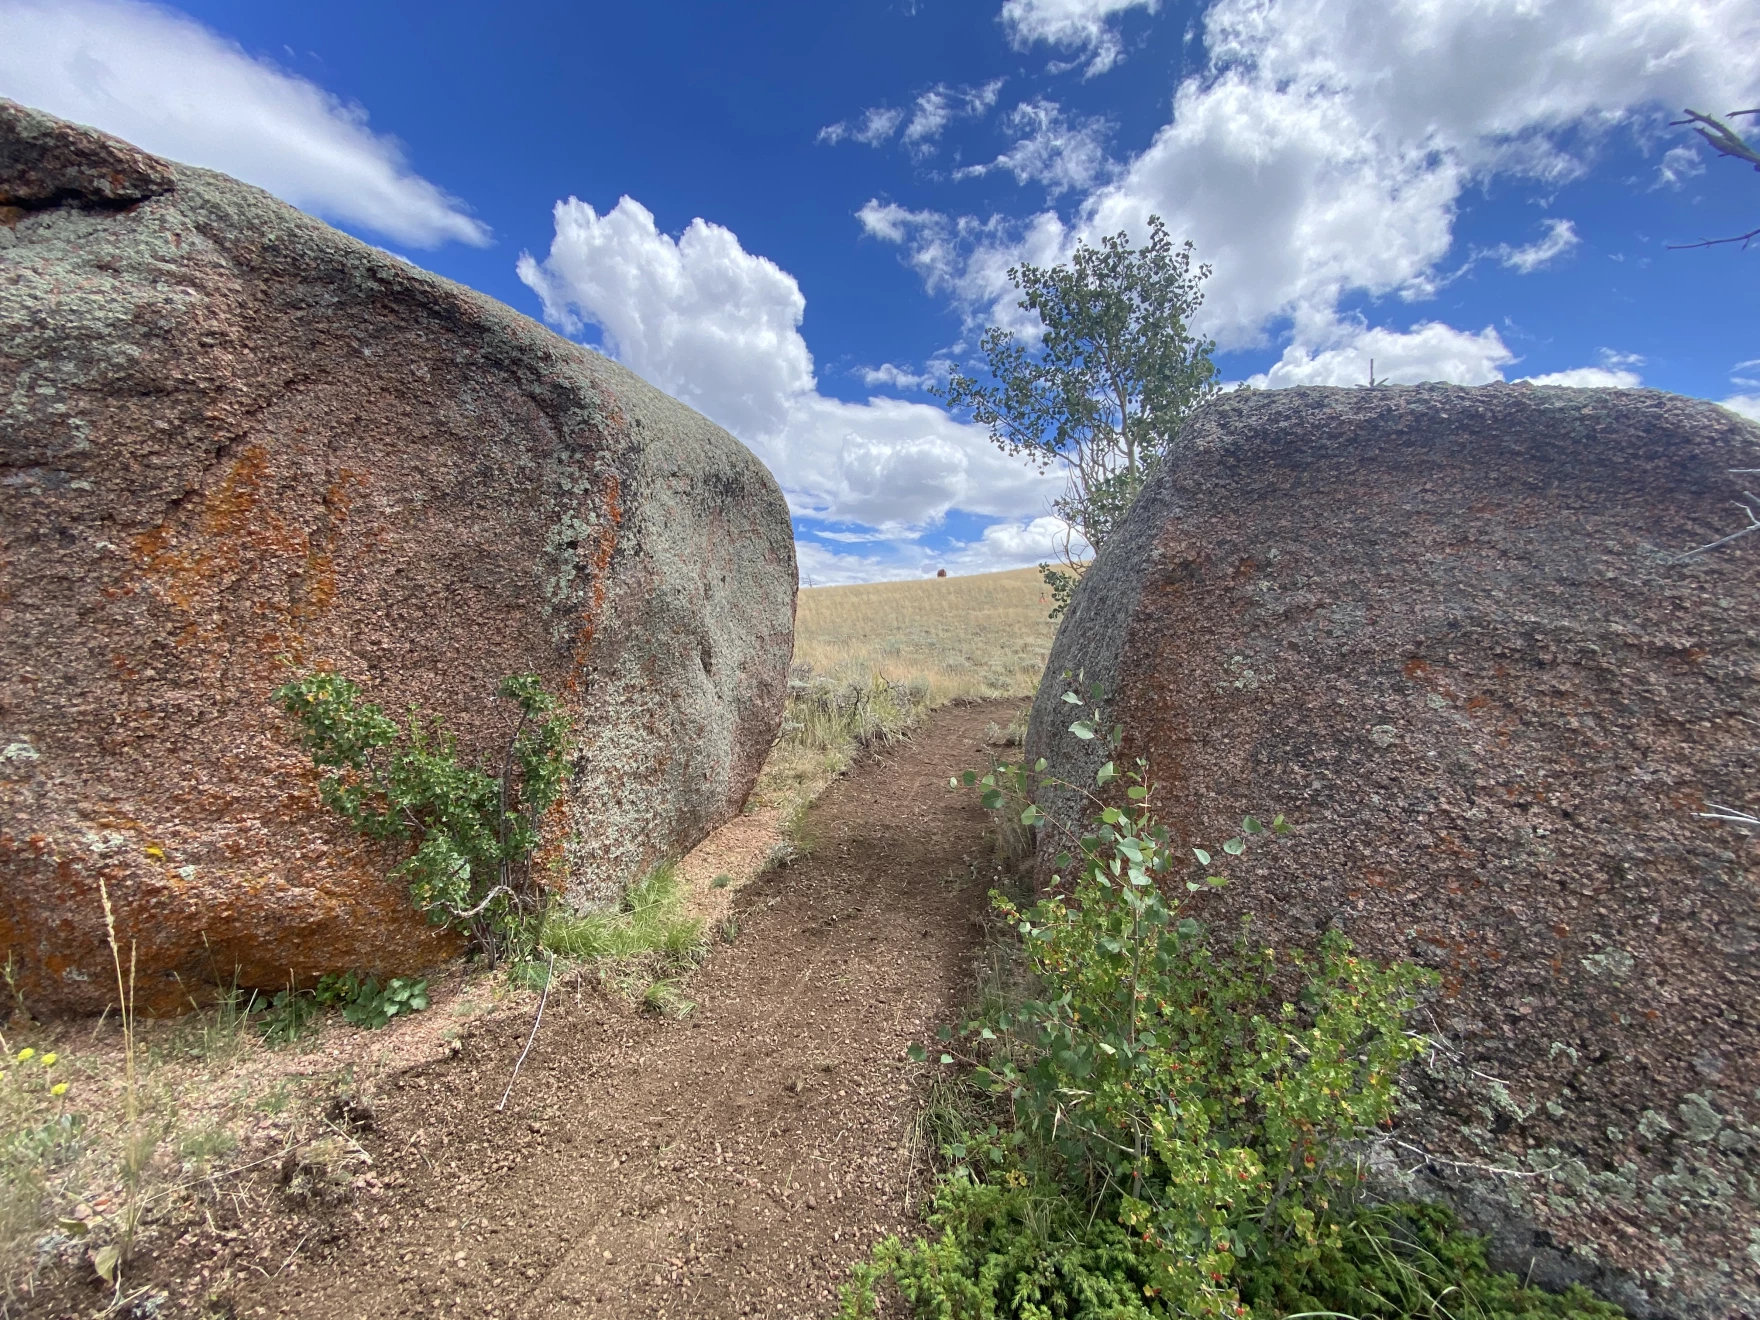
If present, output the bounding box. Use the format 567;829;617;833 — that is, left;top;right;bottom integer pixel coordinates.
845;681;1625;1320
314;973;429;1030
851;1179;1621;1319
273;671;570;965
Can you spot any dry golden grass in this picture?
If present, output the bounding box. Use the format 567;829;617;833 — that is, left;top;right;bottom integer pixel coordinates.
749;566;1058;829
794;565;1059;703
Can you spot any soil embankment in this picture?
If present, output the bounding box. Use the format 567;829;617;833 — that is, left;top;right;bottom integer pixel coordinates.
231;701;1012;1319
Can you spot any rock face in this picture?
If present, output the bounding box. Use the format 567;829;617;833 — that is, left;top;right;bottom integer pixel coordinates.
1026;385;1760;1319
0;102;796;1016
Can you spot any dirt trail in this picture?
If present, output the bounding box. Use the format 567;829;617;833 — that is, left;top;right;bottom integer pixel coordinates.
236;701;1013;1320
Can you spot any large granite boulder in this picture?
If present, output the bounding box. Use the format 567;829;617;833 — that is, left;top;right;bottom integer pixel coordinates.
0;102;796;1016
1026;384;1760;1318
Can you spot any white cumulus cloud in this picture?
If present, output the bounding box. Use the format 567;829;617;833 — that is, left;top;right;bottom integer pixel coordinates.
0;0;488;247
954;99;1114;196
1243;319;1515;389
1495;219;1581;273
1720;395;1760;422
871;0;1760;378
796;514;1086;586
940;515;1089;576
1519;367;1643;388
518;196;814;440
859;362;944;391
518;197;1061;532
1000;0;1160;77
1518;349;1645;388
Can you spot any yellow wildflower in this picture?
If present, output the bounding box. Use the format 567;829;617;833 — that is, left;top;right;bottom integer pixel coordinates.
51;1083;68;1097
40;1052;57;1067
15;1048;33;1062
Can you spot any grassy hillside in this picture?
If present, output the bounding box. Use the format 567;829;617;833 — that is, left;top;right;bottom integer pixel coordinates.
752;565;1060;823
795;565;1058;703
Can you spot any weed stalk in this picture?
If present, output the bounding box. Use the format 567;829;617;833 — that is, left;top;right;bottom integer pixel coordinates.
97;877;143;1285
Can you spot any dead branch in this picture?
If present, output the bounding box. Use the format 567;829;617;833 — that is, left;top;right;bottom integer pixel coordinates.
1677;493;1760;559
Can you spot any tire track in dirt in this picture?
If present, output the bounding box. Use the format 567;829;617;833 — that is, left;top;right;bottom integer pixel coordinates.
241;700;1016;1320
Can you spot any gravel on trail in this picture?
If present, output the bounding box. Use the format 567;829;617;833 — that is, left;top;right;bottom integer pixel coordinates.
235;700;1016;1320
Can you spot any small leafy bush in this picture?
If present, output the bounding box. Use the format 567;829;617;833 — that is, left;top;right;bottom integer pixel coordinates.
0;1046;80;1251
274;671;570;964
250;973;429;1041
315;973;430;1030
845;681;1623;1319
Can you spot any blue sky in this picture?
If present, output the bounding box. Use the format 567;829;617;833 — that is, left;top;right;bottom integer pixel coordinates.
3;0;1757;583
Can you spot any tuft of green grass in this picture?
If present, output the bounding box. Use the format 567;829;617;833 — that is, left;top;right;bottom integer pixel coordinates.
643;980;695;1019
540;863;704;964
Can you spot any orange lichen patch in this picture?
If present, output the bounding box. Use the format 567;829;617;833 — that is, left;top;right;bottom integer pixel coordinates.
288;469;366;637
565;471;623;695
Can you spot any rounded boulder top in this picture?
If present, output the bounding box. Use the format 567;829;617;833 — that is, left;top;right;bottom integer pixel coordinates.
0;100;797;1016
1027;382;1760;1319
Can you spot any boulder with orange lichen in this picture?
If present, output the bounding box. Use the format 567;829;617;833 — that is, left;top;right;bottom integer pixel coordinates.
0;101;796;1016
1026;384;1760;1319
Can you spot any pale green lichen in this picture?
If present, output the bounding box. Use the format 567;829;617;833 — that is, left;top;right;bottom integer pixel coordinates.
1405;1049;1760;1313
1580;947;1635;978
1639;1108;1674;1140
1679;1092;1724;1143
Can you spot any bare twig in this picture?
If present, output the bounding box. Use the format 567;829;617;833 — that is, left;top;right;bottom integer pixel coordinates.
320;1114;375;1165
1667;226;1760;251
441;884;514;922
497;952;556;1111
1671;108;1760;168
1677;493;1760;558
1697;803;1759;826
251;1231;311;1280
1667;109;1760;248
1387;1138;1560;1180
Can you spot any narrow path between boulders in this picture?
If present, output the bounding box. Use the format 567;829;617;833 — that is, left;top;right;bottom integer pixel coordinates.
239;701;1015;1320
